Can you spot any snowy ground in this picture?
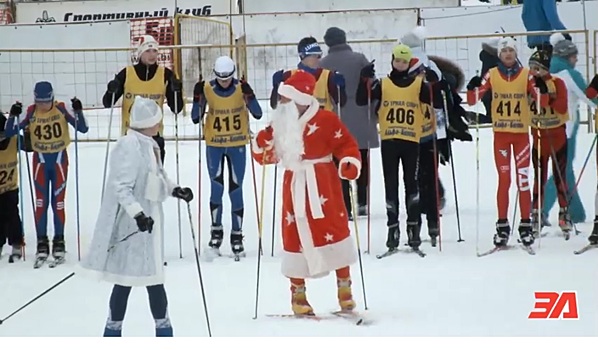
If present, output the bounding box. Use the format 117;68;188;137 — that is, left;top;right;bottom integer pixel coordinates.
0;102;597;336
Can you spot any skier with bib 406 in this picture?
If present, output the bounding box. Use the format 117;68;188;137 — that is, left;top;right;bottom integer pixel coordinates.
356;44;431;256
466;37;549;251
191;56;263;259
5;81;89;264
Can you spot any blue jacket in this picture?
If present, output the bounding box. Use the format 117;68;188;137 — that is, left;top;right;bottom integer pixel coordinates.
191;79;262;124
521;0;566;48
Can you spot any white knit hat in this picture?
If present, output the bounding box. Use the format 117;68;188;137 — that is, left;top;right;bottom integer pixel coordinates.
129;96;162;129
497;37;517;53
137;35;159;58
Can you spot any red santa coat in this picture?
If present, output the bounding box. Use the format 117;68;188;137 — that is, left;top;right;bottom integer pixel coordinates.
252;101;362;279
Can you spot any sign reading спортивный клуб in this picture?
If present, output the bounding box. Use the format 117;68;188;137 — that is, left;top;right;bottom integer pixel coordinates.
14;0;238;24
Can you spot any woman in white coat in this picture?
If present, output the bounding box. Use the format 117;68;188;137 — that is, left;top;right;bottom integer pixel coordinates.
79;96;194;337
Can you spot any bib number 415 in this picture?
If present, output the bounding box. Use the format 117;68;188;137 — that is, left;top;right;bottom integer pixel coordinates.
528;292;579;319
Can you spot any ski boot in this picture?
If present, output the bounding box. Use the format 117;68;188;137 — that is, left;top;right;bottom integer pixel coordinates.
493;219;510;247
428;221;440;247
34;238;50;268
589;218;598;245
406;221;422;249
541;212;551;227
205;225;224;260
51;238;66;266
9;244;22;263
230;231;245;261
290;282;314;316
386;224;399;250
531;209;542;237
558;207;573;240
103;318;123;337
337;277;356;312
518;219;535;247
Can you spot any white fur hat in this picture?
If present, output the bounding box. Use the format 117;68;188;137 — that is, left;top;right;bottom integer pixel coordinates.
399;26;427;48
129;96;162;129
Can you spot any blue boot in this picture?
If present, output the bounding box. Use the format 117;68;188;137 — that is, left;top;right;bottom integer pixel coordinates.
103;327;122;337
155;318;173;337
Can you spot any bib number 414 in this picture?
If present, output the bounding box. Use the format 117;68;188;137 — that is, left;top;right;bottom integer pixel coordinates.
528;292;579;319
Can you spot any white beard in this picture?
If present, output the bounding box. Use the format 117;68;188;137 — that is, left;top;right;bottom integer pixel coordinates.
271;102;305;170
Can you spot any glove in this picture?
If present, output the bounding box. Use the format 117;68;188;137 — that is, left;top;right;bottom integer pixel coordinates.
255;126;274;149
134;212;154;233
193;79;205;98
332;72;346;87
589;74;598;92
107;77;121;94
360;61;375;79
534;76;548;94
240;79;254;95
172;187;194;202
71;97;83;112
338;158;360;180
170;78;182;92
10;102;22;116
466;76;482;91
272;69;284;87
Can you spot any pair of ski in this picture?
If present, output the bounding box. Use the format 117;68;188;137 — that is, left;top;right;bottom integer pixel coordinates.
33;256;65;269
477;244;536;257
376;246;426;259
204;248;246;262
266;310;371;326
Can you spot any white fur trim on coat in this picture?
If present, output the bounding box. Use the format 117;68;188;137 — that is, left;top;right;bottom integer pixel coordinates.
338;156;362;180
281;235;357;279
278;82;314;106
124;202;144;219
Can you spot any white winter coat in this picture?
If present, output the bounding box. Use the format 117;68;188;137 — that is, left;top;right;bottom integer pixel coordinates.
79;130;177;287
552;70;597;138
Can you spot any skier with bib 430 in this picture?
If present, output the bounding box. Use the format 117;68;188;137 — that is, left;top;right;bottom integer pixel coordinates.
5;81;89;264
356;44;431;256
466;37;549;250
191;56;262;259
270;36;346;111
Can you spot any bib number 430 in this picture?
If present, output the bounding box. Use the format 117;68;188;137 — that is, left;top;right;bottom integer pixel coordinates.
528;292;579;319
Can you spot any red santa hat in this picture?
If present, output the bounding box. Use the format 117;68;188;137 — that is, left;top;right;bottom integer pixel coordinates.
277;70;316;106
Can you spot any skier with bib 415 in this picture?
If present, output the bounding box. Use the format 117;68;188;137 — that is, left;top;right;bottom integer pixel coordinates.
5;81;89;264
466;37;549;250
191;56;262;259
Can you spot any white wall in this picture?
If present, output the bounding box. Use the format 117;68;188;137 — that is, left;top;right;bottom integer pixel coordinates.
241;0;459;13
207;9;418;98
15;0;237;24
0;21;132;109
420;1;598;81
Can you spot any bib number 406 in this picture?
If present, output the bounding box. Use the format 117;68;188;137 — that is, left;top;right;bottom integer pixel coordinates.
528;292;579;319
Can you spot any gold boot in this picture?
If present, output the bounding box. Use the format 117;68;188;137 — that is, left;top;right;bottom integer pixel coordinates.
291;283;314;315
337;278;356;311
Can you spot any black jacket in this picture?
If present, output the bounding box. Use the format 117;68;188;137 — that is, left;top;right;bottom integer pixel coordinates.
102;63;184;114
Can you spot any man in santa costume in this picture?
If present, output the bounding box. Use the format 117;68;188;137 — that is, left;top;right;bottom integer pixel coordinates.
252;70;362;316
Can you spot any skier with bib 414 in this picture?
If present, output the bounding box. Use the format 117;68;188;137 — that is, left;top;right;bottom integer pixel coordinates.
466;37;549;251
